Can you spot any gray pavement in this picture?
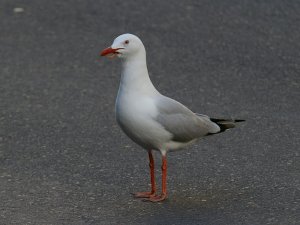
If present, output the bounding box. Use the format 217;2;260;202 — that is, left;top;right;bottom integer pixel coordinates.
0;0;299;224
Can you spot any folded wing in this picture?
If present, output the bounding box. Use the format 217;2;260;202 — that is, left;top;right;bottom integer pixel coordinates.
155;96;220;142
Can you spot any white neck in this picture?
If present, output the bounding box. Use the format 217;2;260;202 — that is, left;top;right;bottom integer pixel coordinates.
119;50;158;95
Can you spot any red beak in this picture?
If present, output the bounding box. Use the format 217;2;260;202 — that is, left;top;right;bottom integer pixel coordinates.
100;47;124;57
101;47;116;56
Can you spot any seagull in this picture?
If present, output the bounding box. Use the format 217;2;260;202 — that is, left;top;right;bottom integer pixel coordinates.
100;33;244;202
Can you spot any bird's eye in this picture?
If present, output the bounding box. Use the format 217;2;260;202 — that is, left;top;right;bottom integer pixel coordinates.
124;40;129;44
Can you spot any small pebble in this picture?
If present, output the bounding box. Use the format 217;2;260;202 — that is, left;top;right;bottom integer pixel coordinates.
13;7;24;13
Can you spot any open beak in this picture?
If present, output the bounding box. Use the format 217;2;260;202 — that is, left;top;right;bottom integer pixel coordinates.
100;47;123;58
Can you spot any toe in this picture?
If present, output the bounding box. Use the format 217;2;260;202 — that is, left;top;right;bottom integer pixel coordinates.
134;191;155;198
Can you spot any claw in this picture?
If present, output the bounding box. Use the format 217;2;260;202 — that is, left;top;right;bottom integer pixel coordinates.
143;194;167;202
132;152;168;203
134;191;156;198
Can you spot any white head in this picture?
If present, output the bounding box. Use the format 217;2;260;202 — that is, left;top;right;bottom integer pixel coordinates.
100;33;145;60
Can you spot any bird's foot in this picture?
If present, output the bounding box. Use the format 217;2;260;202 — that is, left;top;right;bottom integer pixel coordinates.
143;193;167;202
133;191;156;198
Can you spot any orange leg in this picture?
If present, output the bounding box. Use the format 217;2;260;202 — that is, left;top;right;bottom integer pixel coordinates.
134;151;156;198
147;154;167;202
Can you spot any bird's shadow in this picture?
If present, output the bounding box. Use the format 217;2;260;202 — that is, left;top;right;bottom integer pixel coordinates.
132;186;253;225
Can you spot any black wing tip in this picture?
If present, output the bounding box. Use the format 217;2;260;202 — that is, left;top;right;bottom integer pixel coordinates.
234;119;245;122
209;118;245;134
210;118;245;123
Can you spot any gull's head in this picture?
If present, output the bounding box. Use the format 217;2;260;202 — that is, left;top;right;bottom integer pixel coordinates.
100;33;145;59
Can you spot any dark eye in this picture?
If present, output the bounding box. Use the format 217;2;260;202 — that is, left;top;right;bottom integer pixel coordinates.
124;40;129;44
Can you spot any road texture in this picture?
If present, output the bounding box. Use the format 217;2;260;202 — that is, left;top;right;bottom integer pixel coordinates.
0;0;299;224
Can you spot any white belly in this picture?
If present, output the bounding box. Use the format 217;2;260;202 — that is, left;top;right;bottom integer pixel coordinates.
115;93;172;150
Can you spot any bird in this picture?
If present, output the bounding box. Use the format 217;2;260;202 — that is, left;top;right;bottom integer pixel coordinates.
100;33;244;202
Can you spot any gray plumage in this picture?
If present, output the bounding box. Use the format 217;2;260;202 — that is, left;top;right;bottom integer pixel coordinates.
155;95;221;143
102;33;245;202
104;33;244;154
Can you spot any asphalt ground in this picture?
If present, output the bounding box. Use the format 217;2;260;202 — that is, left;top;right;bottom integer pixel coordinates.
0;0;299;224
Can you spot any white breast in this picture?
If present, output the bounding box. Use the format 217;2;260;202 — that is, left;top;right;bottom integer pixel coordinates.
116;91;172;150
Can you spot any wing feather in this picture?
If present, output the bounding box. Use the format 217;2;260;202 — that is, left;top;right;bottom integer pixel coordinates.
155;96;220;142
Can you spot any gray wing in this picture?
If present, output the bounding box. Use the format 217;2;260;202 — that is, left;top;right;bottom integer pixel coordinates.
155;96;220;142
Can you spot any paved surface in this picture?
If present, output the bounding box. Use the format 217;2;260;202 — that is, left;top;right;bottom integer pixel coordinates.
1;0;299;224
